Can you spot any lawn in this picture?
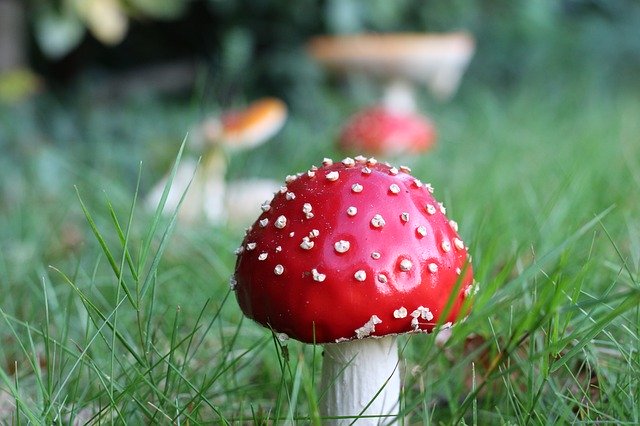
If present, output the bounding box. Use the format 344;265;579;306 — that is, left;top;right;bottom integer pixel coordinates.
0;75;639;424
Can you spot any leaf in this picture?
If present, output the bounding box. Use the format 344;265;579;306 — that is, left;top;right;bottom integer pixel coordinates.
32;7;85;59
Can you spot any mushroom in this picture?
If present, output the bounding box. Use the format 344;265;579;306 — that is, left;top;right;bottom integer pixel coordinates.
232;156;475;425
146;97;287;225
307;32;476;102
338;106;436;157
200;97;288;151
308;33;473;158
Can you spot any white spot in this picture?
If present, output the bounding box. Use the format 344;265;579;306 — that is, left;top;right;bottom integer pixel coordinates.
453;238;465;250
439;202;446;214
334;240;350;253
259;218;269;228
449;220;459;232
322;158;333;166
285;175;297;183
400;259;413;271
300;237;315;250
389;167;399;175
411;306;434;321
400;165;411;173
367;157;378;166
425;204;436;215
371;252;381;260
277;332;289;342
309;229;320;238
347;206;358;216
411;317;420;330
416;226;427;237
377;273;388;284
354;155;367;163
312;268;326;282
389;184;401;194
355;315;382;339
303;203;314;219
354;270;367;281
351;183;363;193
422;308;434;321
246;242;257;251
285;192;296;200
441;240;451;252
393;307;407;318
455;267;462;275
275;246;282;252
371;214;386;228
342;157;355;167
279;186;288;194
413;179;423;188
234;246;244;255
425;183;434;193
428;263;438;273
400;212;410;223
258;252;268;261
261;201;271;212
274;264;284;275
326;171;339;181
307;170;316;178
289;232;295;237
228;275;237;290
361;167;372;175
275;215;287;229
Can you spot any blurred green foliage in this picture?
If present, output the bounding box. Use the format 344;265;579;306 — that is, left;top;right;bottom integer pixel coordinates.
24;0;640;97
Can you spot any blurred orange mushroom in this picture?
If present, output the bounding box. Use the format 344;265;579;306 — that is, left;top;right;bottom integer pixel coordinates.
146;97;287;226
201;97;288;151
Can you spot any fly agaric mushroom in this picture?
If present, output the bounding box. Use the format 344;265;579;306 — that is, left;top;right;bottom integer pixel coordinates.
339;106;436;157
308;34;473;157
232;156;475;425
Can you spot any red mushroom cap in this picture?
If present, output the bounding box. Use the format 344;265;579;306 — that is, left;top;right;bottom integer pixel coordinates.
232;156;474;344
339;107;436;157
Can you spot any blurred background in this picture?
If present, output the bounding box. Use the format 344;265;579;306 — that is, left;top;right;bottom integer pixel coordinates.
2;1;640;422
3;0;640;175
2;0;640;297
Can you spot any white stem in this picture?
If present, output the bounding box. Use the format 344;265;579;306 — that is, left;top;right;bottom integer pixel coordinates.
199;149;227;224
320;336;400;425
382;79;417;114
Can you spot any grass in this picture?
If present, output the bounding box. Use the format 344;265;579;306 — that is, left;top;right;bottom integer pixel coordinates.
0;77;639;424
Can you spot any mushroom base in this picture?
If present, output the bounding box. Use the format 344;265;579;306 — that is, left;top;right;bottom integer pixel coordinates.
320;336;400;425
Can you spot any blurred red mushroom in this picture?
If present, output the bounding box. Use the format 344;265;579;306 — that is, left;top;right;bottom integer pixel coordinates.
308;32;475;157
339;106;436;157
